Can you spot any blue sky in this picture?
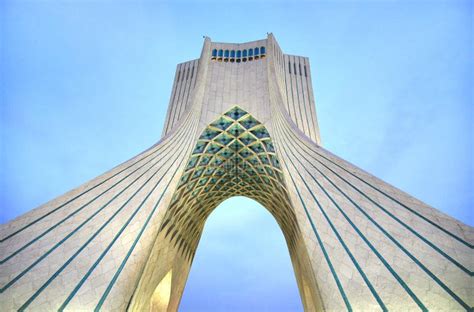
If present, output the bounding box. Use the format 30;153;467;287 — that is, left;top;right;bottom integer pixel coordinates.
1;0;472;310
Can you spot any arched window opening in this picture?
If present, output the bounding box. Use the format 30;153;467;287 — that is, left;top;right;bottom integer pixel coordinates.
211;49;217;60
236;50;241;58
260;46;266;55
218;49;223;61
248;49;254;61
230;50;235;58
254;47;260;60
150;269;173;311
218;49;223;57
242;50;247;62
224;50;229;62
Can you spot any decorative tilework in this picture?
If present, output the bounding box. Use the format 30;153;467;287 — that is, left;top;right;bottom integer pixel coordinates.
158;107;299;270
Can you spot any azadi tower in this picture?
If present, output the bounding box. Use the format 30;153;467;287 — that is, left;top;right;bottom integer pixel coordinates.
1;34;472;311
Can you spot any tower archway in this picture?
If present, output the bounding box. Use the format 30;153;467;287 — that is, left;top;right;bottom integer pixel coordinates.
128;107;322;311
179;196;304;311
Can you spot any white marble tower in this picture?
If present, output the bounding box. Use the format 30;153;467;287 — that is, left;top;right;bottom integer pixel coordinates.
1;34;472;311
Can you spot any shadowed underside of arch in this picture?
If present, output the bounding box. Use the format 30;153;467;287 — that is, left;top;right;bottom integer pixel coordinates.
161;106;299;259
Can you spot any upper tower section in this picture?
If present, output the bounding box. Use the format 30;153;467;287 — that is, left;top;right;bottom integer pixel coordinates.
161;34;321;145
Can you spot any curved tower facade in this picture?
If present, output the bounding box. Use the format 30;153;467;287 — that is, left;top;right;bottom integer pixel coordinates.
1;34;472;311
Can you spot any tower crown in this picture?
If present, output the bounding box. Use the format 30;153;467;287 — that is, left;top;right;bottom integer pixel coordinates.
162;34;322;145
